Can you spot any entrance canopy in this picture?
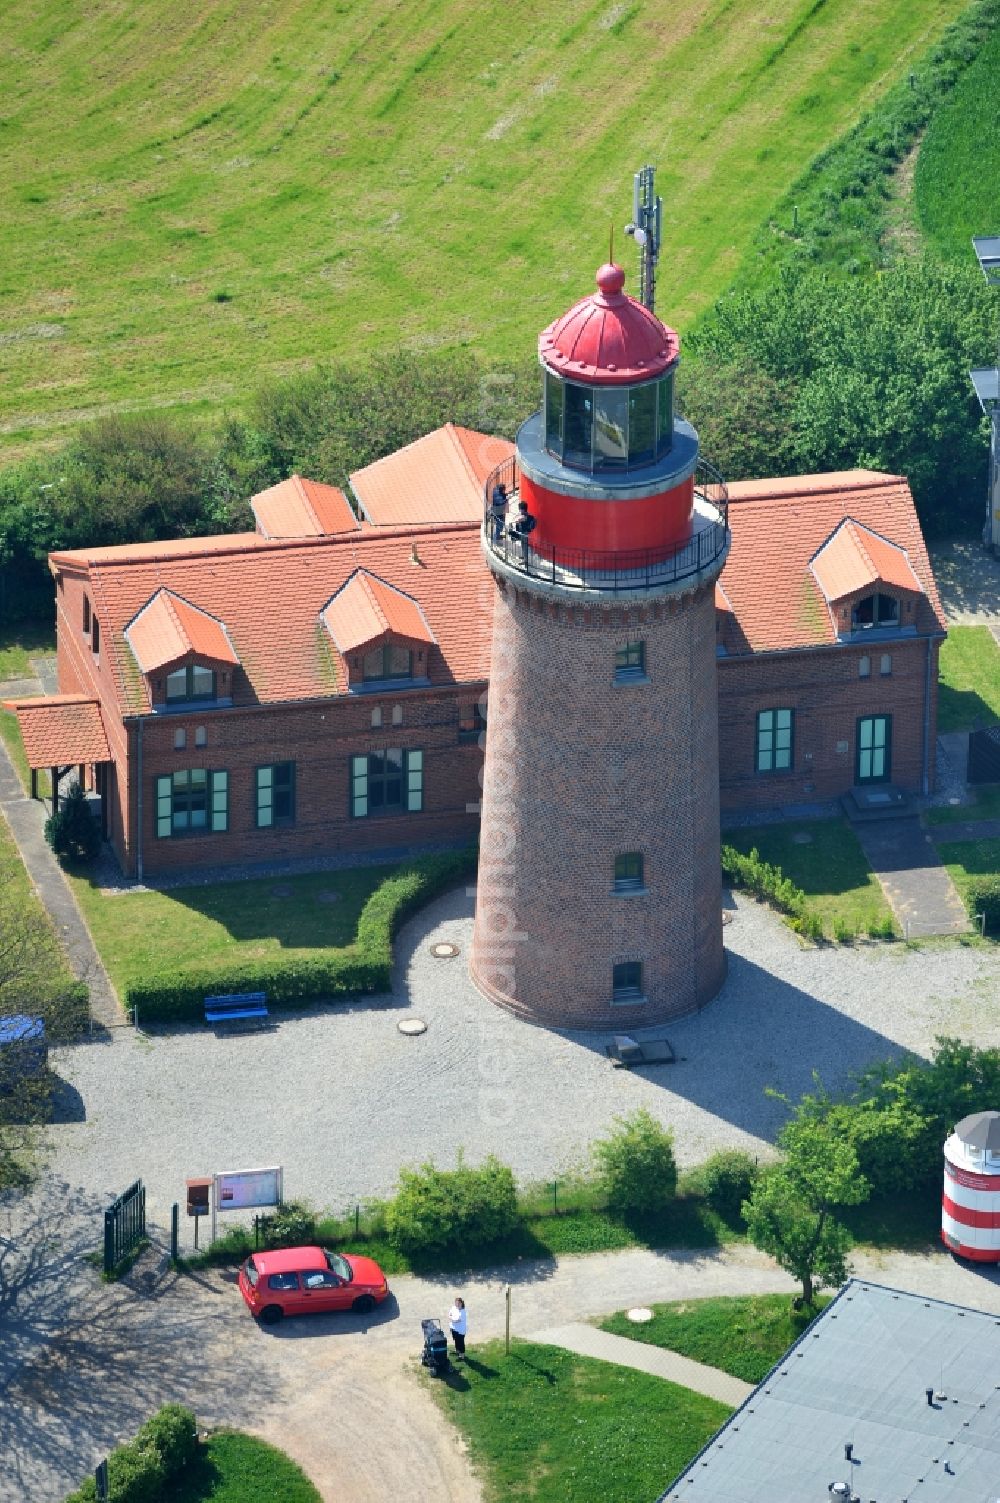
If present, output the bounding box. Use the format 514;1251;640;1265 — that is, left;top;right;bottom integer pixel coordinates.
3;695;111;769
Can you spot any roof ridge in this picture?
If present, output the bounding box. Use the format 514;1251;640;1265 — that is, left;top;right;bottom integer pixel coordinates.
446;422;484;493
357;571;391;635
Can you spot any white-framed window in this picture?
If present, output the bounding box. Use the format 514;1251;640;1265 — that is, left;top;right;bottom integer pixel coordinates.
155;769;228;837
350;748;423;818
256;763;295;827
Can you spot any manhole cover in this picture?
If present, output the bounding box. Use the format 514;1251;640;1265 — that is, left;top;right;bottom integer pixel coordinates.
948;797;961;806
791;831;813;845
398;1017;427;1036
430;942;460;959
270;884;292;898
627;1307;654;1324
722;910;734;926
317;890;340;903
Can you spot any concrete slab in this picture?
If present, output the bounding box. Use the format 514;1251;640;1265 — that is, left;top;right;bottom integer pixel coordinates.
853;816;971;938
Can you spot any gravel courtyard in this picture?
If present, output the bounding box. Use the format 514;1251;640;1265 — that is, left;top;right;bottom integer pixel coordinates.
42;883;1000;1239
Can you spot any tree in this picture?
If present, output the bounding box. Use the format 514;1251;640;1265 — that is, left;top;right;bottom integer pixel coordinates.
591;1107;678;1217
742;1117;869;1306
44;782;101;865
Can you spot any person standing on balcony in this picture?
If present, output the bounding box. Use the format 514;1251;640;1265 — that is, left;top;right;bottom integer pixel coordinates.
490;481;509;542
510;499;536;562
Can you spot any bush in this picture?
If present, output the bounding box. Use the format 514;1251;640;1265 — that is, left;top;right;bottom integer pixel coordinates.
964;874;1000;931
121;848;476;1021
136;1403;197;1475
63;1405;197;1502
591;1108;678;1218
44;783;101;865
694;1149;760;1224
385;1154;518;1258
722;844;826;938
257;1200;317;1248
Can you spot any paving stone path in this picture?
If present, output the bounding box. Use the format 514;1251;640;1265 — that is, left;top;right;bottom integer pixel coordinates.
526;1321;752;1406
0;732;122;1029
853;816;972;938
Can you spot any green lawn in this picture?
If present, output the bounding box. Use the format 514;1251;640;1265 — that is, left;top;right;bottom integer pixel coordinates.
68;861;399;1000
915;18;1000;260
0;621;55;679
167;1431;320;1502
600;1294;829;1385
939;835;1000;913
0;808;76;1003
926;785;1000;826
723;818;892;935
937;626;1000;734
434;1340;731;1503
0;0;966;456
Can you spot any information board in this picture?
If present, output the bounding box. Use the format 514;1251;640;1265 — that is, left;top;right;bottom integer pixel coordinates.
214;1166;283;1212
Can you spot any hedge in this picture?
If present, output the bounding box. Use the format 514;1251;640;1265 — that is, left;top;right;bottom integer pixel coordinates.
721;844;824;941
963;874;1000;932
121;848;476;1022
64;1404;197;1502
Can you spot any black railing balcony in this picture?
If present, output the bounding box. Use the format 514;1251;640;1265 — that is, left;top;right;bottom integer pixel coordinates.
483;456;729;595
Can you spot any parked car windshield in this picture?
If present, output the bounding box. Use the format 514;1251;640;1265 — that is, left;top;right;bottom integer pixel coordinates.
325;1251;352;1282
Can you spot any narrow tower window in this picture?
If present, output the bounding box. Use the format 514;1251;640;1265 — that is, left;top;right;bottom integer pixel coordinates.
614;853;645;892
612;961;644;1002
614;641;646;682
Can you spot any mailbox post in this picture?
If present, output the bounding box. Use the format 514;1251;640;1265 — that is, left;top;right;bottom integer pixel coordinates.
186;1177;213;1250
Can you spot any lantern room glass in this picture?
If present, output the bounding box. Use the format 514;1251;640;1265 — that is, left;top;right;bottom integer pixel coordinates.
543;370;674;473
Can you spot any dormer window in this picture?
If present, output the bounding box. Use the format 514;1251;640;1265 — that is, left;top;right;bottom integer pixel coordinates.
851;593;899;632
166;664;216;703
362;644;413;683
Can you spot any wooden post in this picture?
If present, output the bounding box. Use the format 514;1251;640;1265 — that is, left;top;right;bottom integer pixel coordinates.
505;1283;511;1355
50;766;59;814
30;767;37;800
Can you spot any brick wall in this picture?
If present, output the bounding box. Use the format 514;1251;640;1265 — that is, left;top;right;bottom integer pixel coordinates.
471;575;726;1028
718;635;940;812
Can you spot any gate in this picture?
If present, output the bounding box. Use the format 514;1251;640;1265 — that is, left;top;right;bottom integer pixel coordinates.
968;727;1000;785
104;1179;146;1275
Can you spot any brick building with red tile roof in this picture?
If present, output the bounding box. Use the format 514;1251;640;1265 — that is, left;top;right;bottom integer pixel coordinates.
10;426;945;881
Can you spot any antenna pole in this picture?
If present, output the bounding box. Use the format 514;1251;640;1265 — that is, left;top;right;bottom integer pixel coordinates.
632;165;662;313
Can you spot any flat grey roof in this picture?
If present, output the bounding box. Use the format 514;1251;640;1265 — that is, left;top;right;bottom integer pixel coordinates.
661;1280;1000;1503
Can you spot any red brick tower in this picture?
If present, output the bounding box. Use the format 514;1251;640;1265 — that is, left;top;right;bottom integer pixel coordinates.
470;263;729;1027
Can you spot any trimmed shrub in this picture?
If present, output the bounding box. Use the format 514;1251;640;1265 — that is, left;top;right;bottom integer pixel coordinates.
121;848;476;1022
385;1154;518;1258
591;1108;678;1218
722;844;826;939
62;1405;197;1502
135;1405;198;1473
964;874;1000;932
694;1149;760;1224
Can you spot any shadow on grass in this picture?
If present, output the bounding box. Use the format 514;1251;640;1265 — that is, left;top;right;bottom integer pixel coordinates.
938;682;999;736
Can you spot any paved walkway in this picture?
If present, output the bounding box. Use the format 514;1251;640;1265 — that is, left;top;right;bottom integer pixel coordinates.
928;816;1000;843
852;816;971;937
0;734;121;1028
927;540;1000;625
526;1320;752;1406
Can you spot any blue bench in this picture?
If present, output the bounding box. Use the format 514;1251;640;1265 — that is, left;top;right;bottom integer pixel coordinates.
204;992;269;1028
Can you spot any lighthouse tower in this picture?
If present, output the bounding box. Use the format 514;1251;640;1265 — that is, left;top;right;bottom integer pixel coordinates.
470;262;729;1028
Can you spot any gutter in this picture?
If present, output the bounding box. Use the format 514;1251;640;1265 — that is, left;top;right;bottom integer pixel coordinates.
921;631;946;796
136;716;144;883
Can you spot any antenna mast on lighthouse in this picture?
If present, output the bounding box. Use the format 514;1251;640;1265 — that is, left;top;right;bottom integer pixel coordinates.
625;165;662;313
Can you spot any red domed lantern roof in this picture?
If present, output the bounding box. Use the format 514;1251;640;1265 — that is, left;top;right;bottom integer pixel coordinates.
539;263;680;386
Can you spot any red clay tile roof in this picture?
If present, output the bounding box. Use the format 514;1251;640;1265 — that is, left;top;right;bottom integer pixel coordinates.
50;533;267;567
322;571;436;656
810;519;923;602
4;696;111;768
718;471;946;654
125;589;239;674
54;522;492;714
351;424;515;527
251;475;360;538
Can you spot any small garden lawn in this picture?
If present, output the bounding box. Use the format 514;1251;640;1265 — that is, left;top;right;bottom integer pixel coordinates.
722;818;891;936
168;1431;320;1502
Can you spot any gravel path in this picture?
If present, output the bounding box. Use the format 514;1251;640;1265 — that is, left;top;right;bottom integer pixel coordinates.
42;885;1000;1238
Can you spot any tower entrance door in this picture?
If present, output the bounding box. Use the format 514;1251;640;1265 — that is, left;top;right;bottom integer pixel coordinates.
856;715;892;784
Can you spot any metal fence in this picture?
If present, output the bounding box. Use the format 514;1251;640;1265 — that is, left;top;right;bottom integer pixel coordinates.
104;1178;146;1275
482;454;729;594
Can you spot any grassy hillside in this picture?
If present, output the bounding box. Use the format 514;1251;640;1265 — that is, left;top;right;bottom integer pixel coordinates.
1;0;966;455
915;20;1000;260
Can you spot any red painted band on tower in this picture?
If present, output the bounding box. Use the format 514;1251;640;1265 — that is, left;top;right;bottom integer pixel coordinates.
518;472;694;561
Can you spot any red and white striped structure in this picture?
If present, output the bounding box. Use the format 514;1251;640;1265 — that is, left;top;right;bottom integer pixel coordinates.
941;1110;1000;1262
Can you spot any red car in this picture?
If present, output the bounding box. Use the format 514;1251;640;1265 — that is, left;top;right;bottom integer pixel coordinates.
238;1246;389;1324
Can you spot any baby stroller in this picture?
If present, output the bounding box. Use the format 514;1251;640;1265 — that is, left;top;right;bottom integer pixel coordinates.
420;1317;451;1377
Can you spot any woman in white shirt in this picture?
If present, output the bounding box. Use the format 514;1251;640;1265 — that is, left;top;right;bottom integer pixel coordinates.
449;1296;467;1358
